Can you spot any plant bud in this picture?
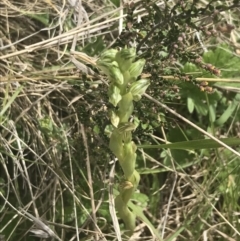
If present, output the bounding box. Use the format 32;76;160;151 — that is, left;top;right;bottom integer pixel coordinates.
109;110;120;127
110;61;124;85
132;94;142;102
128;59;146;81
109;129;123;159
96;59;115;76
121;180;134;190
122;131;132;143
117;122;136;133
120;141;137;179
97;60;124;85
100;49;118;63
119;180;135;205
108;84;122;107
115;48;136;72
129;79;150;101
132;170;140;188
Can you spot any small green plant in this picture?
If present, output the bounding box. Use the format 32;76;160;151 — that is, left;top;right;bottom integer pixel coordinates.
97;48;150;236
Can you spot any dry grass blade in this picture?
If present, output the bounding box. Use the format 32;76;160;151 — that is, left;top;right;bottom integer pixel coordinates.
109;161;122;241
80;124;98;240
20;208;63;241
0;0;119;240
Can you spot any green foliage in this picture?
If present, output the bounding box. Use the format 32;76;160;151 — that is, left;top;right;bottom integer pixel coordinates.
180;82;221;116
178;45;240;129
82;36;106;56
215;93;240;126
38;116;68;150
203;44;240;78
27;13;49;26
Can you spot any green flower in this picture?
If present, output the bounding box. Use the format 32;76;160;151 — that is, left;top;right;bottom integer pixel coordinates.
115;48;136;72
109;110;120;127
129;59;146;81
97;60;124;85
100;49;118;63
108;84;122;107
129;79;150;101
120;141;137;179
109;129;123;160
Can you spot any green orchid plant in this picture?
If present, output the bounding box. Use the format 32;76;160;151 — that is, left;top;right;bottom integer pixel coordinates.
97;48;150;236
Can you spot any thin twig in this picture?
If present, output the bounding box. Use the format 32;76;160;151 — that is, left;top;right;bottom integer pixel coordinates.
109;160;122;241
80;124;98;241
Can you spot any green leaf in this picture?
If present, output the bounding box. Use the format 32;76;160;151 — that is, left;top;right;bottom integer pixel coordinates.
93;125;100;134
215;94;239;126
138;158;201;174
27;13;49;26
132;192;149;205
203;44;240;78
128;201;163;240
182;62;198;73
209;104;216;123
138;138;240;150
83;36;106;56
187;97;194;113
113;188;164;241
180;83;221;116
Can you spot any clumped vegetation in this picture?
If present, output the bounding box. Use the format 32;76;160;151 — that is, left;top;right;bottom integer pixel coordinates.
1;0;240;241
